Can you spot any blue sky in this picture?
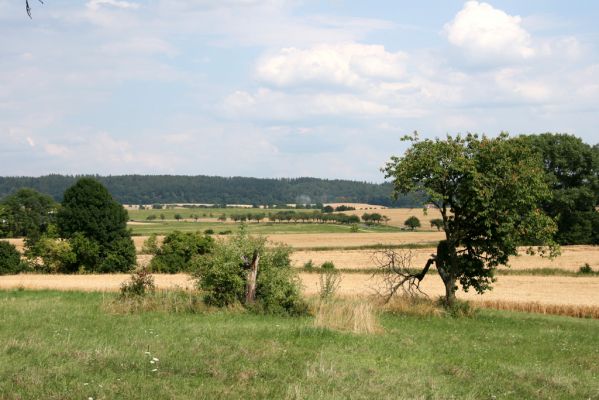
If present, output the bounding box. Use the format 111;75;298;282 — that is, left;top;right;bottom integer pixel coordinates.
1;1;598;181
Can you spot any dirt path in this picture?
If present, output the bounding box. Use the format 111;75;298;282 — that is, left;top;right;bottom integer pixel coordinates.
1;273;598;307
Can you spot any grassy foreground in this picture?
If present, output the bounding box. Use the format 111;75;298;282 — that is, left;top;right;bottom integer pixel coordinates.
1;291;598;399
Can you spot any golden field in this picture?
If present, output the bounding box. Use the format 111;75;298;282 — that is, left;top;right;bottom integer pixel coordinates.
0;273;597;307
291;245;599;272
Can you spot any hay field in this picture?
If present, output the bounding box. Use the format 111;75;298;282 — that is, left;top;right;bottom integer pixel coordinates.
266;231;444;248
292;245;599;272
1;273;597;307
339;207;443;228
302;273;599;306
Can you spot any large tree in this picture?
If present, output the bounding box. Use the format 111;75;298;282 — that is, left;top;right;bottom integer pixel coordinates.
383;133;558;306
0;188;57;245
516;133;599;245
57;178;135;272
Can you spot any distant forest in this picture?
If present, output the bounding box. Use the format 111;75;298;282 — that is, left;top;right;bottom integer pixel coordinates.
0;175;424;207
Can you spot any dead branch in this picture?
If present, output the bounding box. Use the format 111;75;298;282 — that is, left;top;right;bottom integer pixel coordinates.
371;248;435;303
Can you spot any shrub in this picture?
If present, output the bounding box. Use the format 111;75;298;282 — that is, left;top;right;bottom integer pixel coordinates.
350;224;359;233
0;241;27;275
219;230;232;235
204;229;215;235
193;228;306;315
579;263;593;274
318;262;341;301
303;259;315;271
141;233;159;255
120;266;155;297
30;237;76;273
149;231;213;273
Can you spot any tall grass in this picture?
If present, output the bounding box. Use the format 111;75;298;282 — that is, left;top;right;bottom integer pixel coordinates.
313;298;381;334
474;300;599;319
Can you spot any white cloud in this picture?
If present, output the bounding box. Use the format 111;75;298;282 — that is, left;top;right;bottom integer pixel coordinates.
256;43;407;89
444;1;534;60
86;0;140;11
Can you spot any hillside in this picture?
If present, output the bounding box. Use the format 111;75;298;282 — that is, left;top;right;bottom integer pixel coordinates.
0;175;424;207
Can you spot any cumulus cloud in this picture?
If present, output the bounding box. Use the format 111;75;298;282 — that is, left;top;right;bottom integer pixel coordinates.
444;1;534;60
256;43;407;89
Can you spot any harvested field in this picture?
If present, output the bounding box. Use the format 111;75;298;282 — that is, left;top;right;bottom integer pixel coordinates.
292;245;599;272
339;207;442;228
266;232;444;248
1;273;598;307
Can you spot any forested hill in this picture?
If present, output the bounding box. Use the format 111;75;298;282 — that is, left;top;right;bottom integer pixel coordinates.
0;175;423;207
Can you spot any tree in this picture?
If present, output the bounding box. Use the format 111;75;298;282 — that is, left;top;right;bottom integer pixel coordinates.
516;133;599;245
0;188;57;246
57;178;136;273
0;241;27;275
404;216;421;231
430;218;444;231
149;231;213;273
383;133;558;306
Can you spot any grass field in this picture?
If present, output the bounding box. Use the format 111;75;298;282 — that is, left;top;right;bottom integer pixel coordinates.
128;207;298;221
0;290;598;399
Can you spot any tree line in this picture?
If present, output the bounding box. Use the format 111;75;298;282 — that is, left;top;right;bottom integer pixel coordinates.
0;175;424;207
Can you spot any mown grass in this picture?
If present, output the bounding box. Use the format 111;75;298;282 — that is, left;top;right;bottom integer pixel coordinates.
129;221;403;236
1;290;598;399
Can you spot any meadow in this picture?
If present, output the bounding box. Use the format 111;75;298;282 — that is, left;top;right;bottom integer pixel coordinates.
1;290;598;399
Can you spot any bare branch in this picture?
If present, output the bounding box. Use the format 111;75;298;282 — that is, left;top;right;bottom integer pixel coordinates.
371;248;434;303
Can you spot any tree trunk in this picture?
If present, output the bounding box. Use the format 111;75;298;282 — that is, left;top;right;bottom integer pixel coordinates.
245;251;260;304
434;240;457;307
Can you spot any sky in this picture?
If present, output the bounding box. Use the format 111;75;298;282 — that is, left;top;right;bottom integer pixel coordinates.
1;1;598;181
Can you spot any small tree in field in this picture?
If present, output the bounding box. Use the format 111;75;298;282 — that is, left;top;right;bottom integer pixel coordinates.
404;216;421;231
430;218;444;231
383;133;558;306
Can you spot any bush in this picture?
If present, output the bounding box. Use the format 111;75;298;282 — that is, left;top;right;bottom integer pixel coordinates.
150;231;213;273
579;263;594;274
219;230;232;235
120;266;155;297
193;228;306;315
350;223;359;233
404;216;421;231
29;237;76;273
0;241;27;275
303;259;315;271
141;234;159;255
318;262;341;301
204;229;215;235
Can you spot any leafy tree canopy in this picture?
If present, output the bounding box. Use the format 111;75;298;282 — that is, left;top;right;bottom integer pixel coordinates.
0;188;57;244
57;178;135;272
384;132;558;305
516;133;599;245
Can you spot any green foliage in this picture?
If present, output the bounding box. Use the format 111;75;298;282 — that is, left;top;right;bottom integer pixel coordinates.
150;231;213;273
404;216;421;230
0;241;27;275
141;233;159;255
579;263;593;274
193;228;305;315
57;178;136;273
120;266;155;297
318;262;341;301
384;133;559;304
430;218;444;231
349;223;359;232
0;188;57;244
516;133;599;245
362;212;382;224
29;237;76;273
303;259;315;271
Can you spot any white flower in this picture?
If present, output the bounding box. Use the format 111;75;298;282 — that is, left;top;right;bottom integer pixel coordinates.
152;368;158;372
152;357;159;362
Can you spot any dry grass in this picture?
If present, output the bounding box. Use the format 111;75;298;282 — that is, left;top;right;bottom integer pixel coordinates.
103;289;208;314
267;232;444;249
474;300;599;319
376;295;444;317
313;298;381;334
338;207;443;228
292;245;599;272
